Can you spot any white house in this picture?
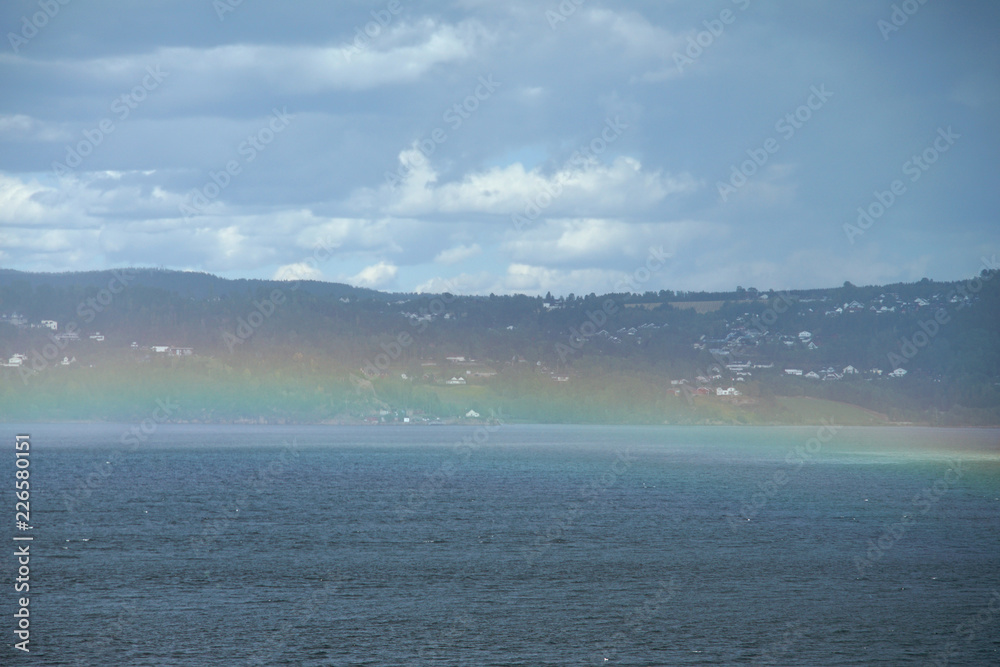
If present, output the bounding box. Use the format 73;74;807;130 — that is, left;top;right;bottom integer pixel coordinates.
152;346;170;353
889;368;908;377
798;331;812;341
445;356;466;363
41;320;57;330
784;369;803;376
445;377;466;385
465;409;480;418
805;371;821;379
89;333;105;342
716;387;740;396
843;365;859;375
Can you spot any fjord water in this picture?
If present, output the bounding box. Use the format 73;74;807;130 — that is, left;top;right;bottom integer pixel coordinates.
7;424;999;666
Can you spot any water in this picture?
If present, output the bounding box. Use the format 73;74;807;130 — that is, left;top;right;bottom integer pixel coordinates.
3;424;999;665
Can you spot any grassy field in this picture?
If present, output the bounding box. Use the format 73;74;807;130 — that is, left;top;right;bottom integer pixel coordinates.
412;384;894;426
771;396;889;426
668;300;726;313
0;363;924;426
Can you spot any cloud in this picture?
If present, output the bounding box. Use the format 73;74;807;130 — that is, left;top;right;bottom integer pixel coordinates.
273;262;323;281
584;8;688;83
501;263;635;296
0;173;52;225
434;243;482;264
0;115;71;142
502;219;709;266
11;19;490;101
0;1;995;293
414;272;493;294
349;261;398;289
363;146;698;218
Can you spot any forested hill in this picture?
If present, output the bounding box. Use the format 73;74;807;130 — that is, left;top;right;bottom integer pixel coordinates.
0;268;387;302
1;265;998;426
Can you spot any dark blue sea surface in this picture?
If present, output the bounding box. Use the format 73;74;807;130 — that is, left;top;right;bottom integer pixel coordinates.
3;423;999;665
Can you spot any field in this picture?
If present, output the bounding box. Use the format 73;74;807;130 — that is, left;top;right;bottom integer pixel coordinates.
668;300;727;313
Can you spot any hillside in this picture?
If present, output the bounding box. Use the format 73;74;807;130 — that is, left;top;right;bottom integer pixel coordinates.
1;265;998;425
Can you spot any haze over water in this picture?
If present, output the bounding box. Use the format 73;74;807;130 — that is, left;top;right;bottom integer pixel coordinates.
7;423;998;665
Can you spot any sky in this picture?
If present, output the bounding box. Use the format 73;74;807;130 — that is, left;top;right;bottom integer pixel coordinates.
0;0;997;296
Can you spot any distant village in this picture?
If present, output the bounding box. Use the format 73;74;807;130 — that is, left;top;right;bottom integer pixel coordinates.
0;313;192;370
533;288;972;397
0;286;974;396
677;288;979;393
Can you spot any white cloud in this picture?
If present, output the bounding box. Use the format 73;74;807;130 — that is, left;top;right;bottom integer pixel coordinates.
22;19;489;99
414;272;493;294
273;262;323;281
585;8;688;83
0;173;51;224
364;147;697;217
416;260;680;297
0;170;412;273
501;263;633;296
0;1;993;293
294;217;399;254
434;243;482;264
503;218;712;266
349;261;398;289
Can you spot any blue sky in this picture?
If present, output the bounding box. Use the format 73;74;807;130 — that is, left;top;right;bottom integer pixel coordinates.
1;0;997;295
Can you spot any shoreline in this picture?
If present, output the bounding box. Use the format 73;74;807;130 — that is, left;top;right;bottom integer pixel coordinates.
2;418;998;428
